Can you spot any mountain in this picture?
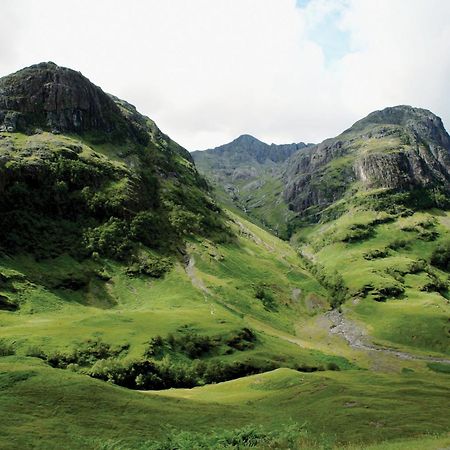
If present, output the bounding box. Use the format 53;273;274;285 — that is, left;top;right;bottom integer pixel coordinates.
284;106;450;222
192;134;310;237
288;107;450;363
0;62;227;265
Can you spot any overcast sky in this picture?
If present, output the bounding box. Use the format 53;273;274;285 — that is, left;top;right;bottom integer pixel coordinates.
1;0;449;150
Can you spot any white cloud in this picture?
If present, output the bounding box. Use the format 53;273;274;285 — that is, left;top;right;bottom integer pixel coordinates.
0;0;449;150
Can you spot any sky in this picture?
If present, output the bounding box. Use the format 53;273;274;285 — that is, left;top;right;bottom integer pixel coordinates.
0;0;449;151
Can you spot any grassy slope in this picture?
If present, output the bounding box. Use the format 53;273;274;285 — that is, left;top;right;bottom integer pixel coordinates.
1;212;450;448
0;212;337;368
2;360;449;449
293;208;450;357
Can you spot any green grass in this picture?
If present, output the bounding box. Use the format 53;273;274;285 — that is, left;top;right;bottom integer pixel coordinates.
294;208;450;357
2;359;449;449
1;206;450;448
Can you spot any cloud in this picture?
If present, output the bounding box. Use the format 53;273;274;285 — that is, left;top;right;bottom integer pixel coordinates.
0;0;449;150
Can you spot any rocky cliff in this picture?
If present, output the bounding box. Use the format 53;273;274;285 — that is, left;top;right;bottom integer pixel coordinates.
284;106;450;217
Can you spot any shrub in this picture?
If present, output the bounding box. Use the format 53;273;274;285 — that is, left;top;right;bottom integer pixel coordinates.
226;328;256;351
427;362;450;374
364;248;389;260
130;211;166;248
430;240;450;271
254;284;277;311
87;356;276;390
388;238;410;251
84;218;133;260
142;421;307;450
126;254;173;278
326;362;340;371
340;223;374;243
301;258;348;308
0;294;18;311
44;339;129;368
25;346;46;359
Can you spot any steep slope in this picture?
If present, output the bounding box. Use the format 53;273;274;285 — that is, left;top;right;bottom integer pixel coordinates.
0;62;227;268
284;105;450;222
192;135;310;237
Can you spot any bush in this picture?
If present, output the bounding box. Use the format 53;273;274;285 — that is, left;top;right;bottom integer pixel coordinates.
126;254;173;278
84;218;133;260
145;328;256;360
301;258;348;308
87;356;276;390
254;284;277;311
142;421;307;450
226;328;256;351
364;248;389;260
430;240;450;271
388;238;410;251
130;211;166;248
340;223;374;243
326;362;340;371
0;294;18;311
44;339;129;369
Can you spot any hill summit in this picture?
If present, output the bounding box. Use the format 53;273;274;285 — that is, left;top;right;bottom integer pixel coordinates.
0;62;226;262
0;62;140;139
284;105;450;219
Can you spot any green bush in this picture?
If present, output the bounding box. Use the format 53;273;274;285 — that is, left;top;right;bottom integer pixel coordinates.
364;248;389;260
44;339;129;369
340;223;374;243
301;258;348;308
388;238;410;251
84;218;133;260
87;356;276;390
427;362;450;374
254;284;277;311
139;421;307;450
430;240;450;271
126;255;173;278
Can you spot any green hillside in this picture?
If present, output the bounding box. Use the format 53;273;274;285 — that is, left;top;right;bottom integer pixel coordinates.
0;64;450;450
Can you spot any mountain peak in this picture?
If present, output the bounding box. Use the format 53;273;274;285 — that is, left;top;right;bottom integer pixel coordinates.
348;105;450;151
233;134;262;144
0;62;137;139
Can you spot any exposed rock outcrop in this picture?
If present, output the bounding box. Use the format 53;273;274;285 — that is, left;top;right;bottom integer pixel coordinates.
284;106;450;215
0;62;146;143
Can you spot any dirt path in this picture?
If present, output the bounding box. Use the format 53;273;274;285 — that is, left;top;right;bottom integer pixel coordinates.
326;310;450;364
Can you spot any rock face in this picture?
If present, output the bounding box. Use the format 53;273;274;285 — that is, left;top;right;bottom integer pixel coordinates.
284;106;450;215
0;62;144;142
